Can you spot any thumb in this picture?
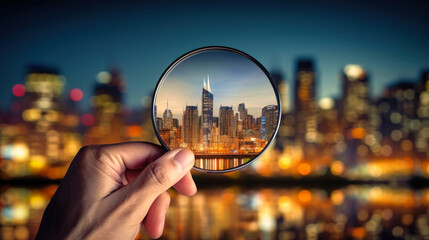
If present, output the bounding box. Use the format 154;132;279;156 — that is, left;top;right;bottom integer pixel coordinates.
113;148;194;221
135;148;195;197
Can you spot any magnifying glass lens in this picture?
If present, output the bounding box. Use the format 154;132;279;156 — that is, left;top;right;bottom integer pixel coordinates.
153;47;280;173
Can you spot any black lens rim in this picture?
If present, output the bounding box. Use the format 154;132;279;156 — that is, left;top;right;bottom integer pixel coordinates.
152;46;281;173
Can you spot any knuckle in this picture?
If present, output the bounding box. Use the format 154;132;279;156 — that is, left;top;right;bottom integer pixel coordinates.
75;145;94;167
94;147;110;162
86;145;113;164
149;164;170;186
77;145;100;159
77;145;91;157
75;145;110;168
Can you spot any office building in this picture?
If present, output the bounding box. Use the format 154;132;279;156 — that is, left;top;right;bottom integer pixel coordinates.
202;76;214;148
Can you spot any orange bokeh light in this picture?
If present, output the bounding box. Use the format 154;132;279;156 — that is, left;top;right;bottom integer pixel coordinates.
298;162;311;176
351;128;366;139
298;190;312;203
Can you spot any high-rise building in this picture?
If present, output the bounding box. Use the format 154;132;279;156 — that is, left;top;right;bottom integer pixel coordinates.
318;98;342;160
183;106;199;149
334;65;371;165
271;70;293;150
234;113;239;137
294;59;318;143
202;76;213;148
154;105;157;121
210;124;220;149
2;65;83;178
262;105;279;141
156;117;163;130
341;65;370;130
163;101;173;130
157;102;177;148
417;71;429;156
159;129;177;149
212;117;219;127
246;114;254;130
271;71;289;114
378;81;419;157
23;66;65;165
86;69;125;144
177;125;183;146
219;106;234;137
238;103;248;128
173;118;179;129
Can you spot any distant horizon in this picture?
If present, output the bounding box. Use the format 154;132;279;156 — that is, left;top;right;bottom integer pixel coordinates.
156;102;278;125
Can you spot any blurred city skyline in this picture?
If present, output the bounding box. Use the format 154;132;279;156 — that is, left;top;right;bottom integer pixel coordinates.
1;0;429;110
2;2;429;239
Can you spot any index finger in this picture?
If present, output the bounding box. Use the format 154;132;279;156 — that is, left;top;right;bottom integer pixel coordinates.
98;141;166;174
98;142;197;195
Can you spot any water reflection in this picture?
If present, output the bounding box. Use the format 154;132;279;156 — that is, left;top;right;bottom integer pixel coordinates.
0;185;56;240
1;185;429;240
194;157;252;171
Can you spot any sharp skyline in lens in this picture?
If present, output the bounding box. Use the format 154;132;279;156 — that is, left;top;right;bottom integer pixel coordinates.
155;50;277;122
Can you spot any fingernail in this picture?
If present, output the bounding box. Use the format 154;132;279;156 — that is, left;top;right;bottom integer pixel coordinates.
173;148;193;169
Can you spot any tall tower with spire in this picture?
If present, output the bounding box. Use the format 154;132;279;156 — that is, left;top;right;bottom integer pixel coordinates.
163;100;173;130
202;75;214;149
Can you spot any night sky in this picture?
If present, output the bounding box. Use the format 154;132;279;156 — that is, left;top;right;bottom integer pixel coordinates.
155;49;277;120
1;0;428;110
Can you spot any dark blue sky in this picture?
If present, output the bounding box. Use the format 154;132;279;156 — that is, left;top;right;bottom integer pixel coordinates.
1;0;428;110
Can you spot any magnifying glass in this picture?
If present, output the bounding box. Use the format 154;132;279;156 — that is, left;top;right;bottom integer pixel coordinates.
152;46;281;173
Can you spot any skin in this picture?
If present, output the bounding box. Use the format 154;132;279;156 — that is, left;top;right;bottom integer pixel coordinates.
36;142;197;240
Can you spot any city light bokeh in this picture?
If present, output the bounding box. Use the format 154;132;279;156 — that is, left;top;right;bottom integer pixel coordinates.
2;185;429;240
1;0;429;239
0;58;427;239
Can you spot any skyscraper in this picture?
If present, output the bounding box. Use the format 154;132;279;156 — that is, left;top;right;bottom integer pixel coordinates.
294;59;318;143
238;103;247;120
202;76;213;148
173;118;179;129
86;68;125;144
246;114;254;130
23;66;65;164
262;105;279;141
417;71;429;155
3;65;82;177
271;71;290;114
219;106;234;137
163;101;173;130
341;64;370;130
156;117;163;130
378;81;418;157
183;105;199;149
238;103;248;130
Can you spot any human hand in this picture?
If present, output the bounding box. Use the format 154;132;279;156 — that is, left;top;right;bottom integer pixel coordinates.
36;142;196;239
